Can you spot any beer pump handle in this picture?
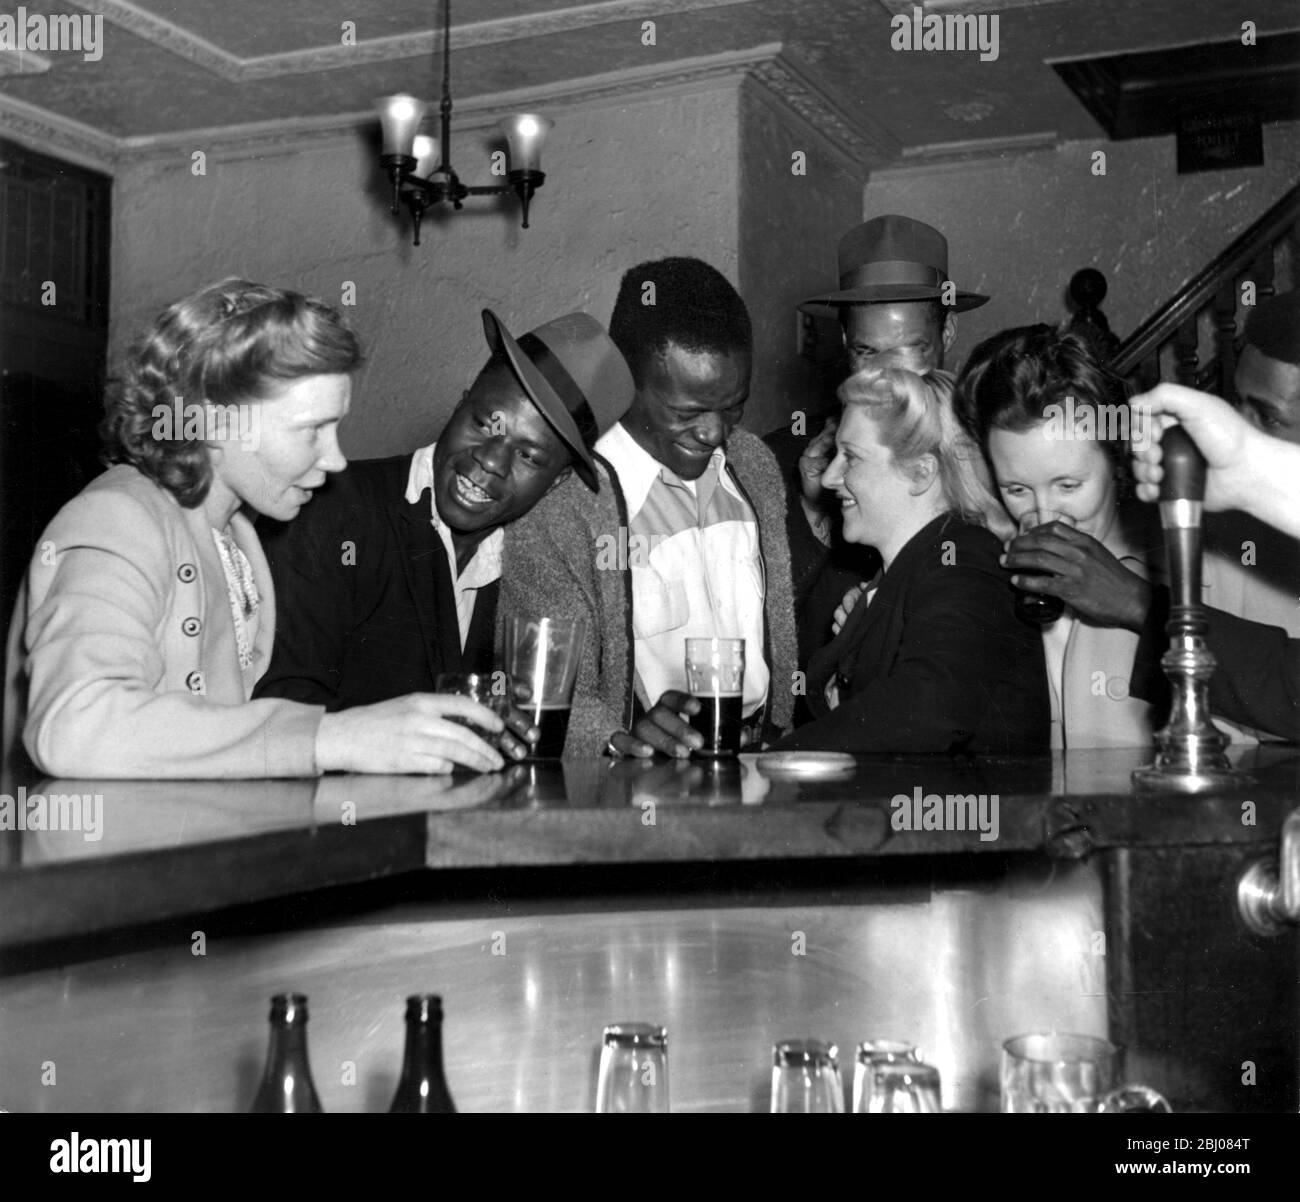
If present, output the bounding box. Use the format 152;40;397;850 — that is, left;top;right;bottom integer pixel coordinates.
1159;424;1206;504
1132;416;1250;793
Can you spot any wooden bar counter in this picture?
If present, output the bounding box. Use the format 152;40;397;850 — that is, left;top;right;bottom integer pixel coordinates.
1;747;1296;1113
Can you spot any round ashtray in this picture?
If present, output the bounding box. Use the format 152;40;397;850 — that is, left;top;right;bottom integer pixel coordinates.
756;751;858;779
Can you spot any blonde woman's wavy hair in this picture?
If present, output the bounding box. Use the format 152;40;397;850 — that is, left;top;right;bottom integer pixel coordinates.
838;367;1015;542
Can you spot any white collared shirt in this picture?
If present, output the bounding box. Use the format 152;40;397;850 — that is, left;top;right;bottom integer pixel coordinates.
595;422;769;716
405;443;503;650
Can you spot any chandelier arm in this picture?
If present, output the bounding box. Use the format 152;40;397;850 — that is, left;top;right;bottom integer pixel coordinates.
439;0;453;173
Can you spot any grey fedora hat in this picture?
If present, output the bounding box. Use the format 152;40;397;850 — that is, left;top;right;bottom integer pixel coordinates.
482;309;635;492
799;215;989;316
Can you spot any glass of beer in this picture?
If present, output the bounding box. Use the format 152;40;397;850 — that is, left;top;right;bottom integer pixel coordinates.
1011;510;1074;626
684;637;744;757
1000;1032;1170;1112
770;1039;844;1113
504;617;587;759
596;1023;668;1113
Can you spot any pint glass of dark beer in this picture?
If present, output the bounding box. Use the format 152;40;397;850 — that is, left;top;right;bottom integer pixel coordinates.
504;617;587;758
684;637;745;757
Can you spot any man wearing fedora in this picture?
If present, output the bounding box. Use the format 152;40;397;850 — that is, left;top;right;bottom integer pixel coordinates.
253;309;635;726
769;215;989;668
500;257;798;757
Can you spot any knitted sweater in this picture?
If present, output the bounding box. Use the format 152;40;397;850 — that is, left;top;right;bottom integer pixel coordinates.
499;428;798;754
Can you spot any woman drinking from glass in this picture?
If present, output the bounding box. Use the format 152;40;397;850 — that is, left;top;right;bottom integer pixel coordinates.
955;325;1163;749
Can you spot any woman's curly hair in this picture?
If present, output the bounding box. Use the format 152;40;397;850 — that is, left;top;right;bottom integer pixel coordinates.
100;278;363;507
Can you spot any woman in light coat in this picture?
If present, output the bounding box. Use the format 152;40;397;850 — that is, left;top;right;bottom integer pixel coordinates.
4;278;516;778
953;326;1169;749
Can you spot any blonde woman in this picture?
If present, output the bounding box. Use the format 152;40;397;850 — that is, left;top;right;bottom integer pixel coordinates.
771;367;1049;754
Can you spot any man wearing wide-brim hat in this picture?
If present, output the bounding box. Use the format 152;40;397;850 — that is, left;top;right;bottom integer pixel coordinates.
767;214;989;672
254;308;635;749
799;213;988;319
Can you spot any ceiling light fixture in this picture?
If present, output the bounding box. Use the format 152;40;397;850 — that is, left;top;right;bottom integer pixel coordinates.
374;0;551;246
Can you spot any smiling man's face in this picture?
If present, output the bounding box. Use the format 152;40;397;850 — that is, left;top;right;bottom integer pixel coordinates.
432;363;572;533
621;342;751;481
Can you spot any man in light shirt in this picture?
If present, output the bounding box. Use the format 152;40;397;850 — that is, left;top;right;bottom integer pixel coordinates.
500;257;797;756
254;309;635;728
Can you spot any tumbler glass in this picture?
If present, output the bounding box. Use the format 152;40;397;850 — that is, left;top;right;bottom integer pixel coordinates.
859;1059;942;1113
1012;509;1076;626
434;671;513;746
771;1039;844;1113
853;1040;921;1112
596;1023;669;1113
1000;1032;1171;1113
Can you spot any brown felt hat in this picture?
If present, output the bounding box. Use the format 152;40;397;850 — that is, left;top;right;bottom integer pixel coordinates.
482;309;634;492
799;215;989;316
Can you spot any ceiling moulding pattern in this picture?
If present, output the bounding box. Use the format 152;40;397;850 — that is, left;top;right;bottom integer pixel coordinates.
72;0;764;82
748;50;902;176
0;43;811;167
0;92;119;169
874;0;1072;14
115;43;788;162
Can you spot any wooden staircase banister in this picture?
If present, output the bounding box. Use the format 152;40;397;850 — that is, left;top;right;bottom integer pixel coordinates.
1113;182;1300;377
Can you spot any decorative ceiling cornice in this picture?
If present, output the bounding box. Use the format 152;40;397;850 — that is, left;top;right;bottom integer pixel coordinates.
112;43;789;161
0;41;898;178
749;48;901;175
72;0;765;82
0;91;119;171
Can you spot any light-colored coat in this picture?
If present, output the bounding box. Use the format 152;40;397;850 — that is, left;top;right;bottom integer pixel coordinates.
1050;547;1157;749
3;464;323;778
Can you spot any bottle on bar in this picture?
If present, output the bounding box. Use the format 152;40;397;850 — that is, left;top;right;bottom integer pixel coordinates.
389;994;456;1113
251;993;324;1112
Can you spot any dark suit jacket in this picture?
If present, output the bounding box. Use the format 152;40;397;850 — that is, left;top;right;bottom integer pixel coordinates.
252;455;497;710
771;513;1050;755
1130;585;1299;741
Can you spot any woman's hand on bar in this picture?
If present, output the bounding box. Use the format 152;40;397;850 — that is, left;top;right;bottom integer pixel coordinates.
314;694;507;774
